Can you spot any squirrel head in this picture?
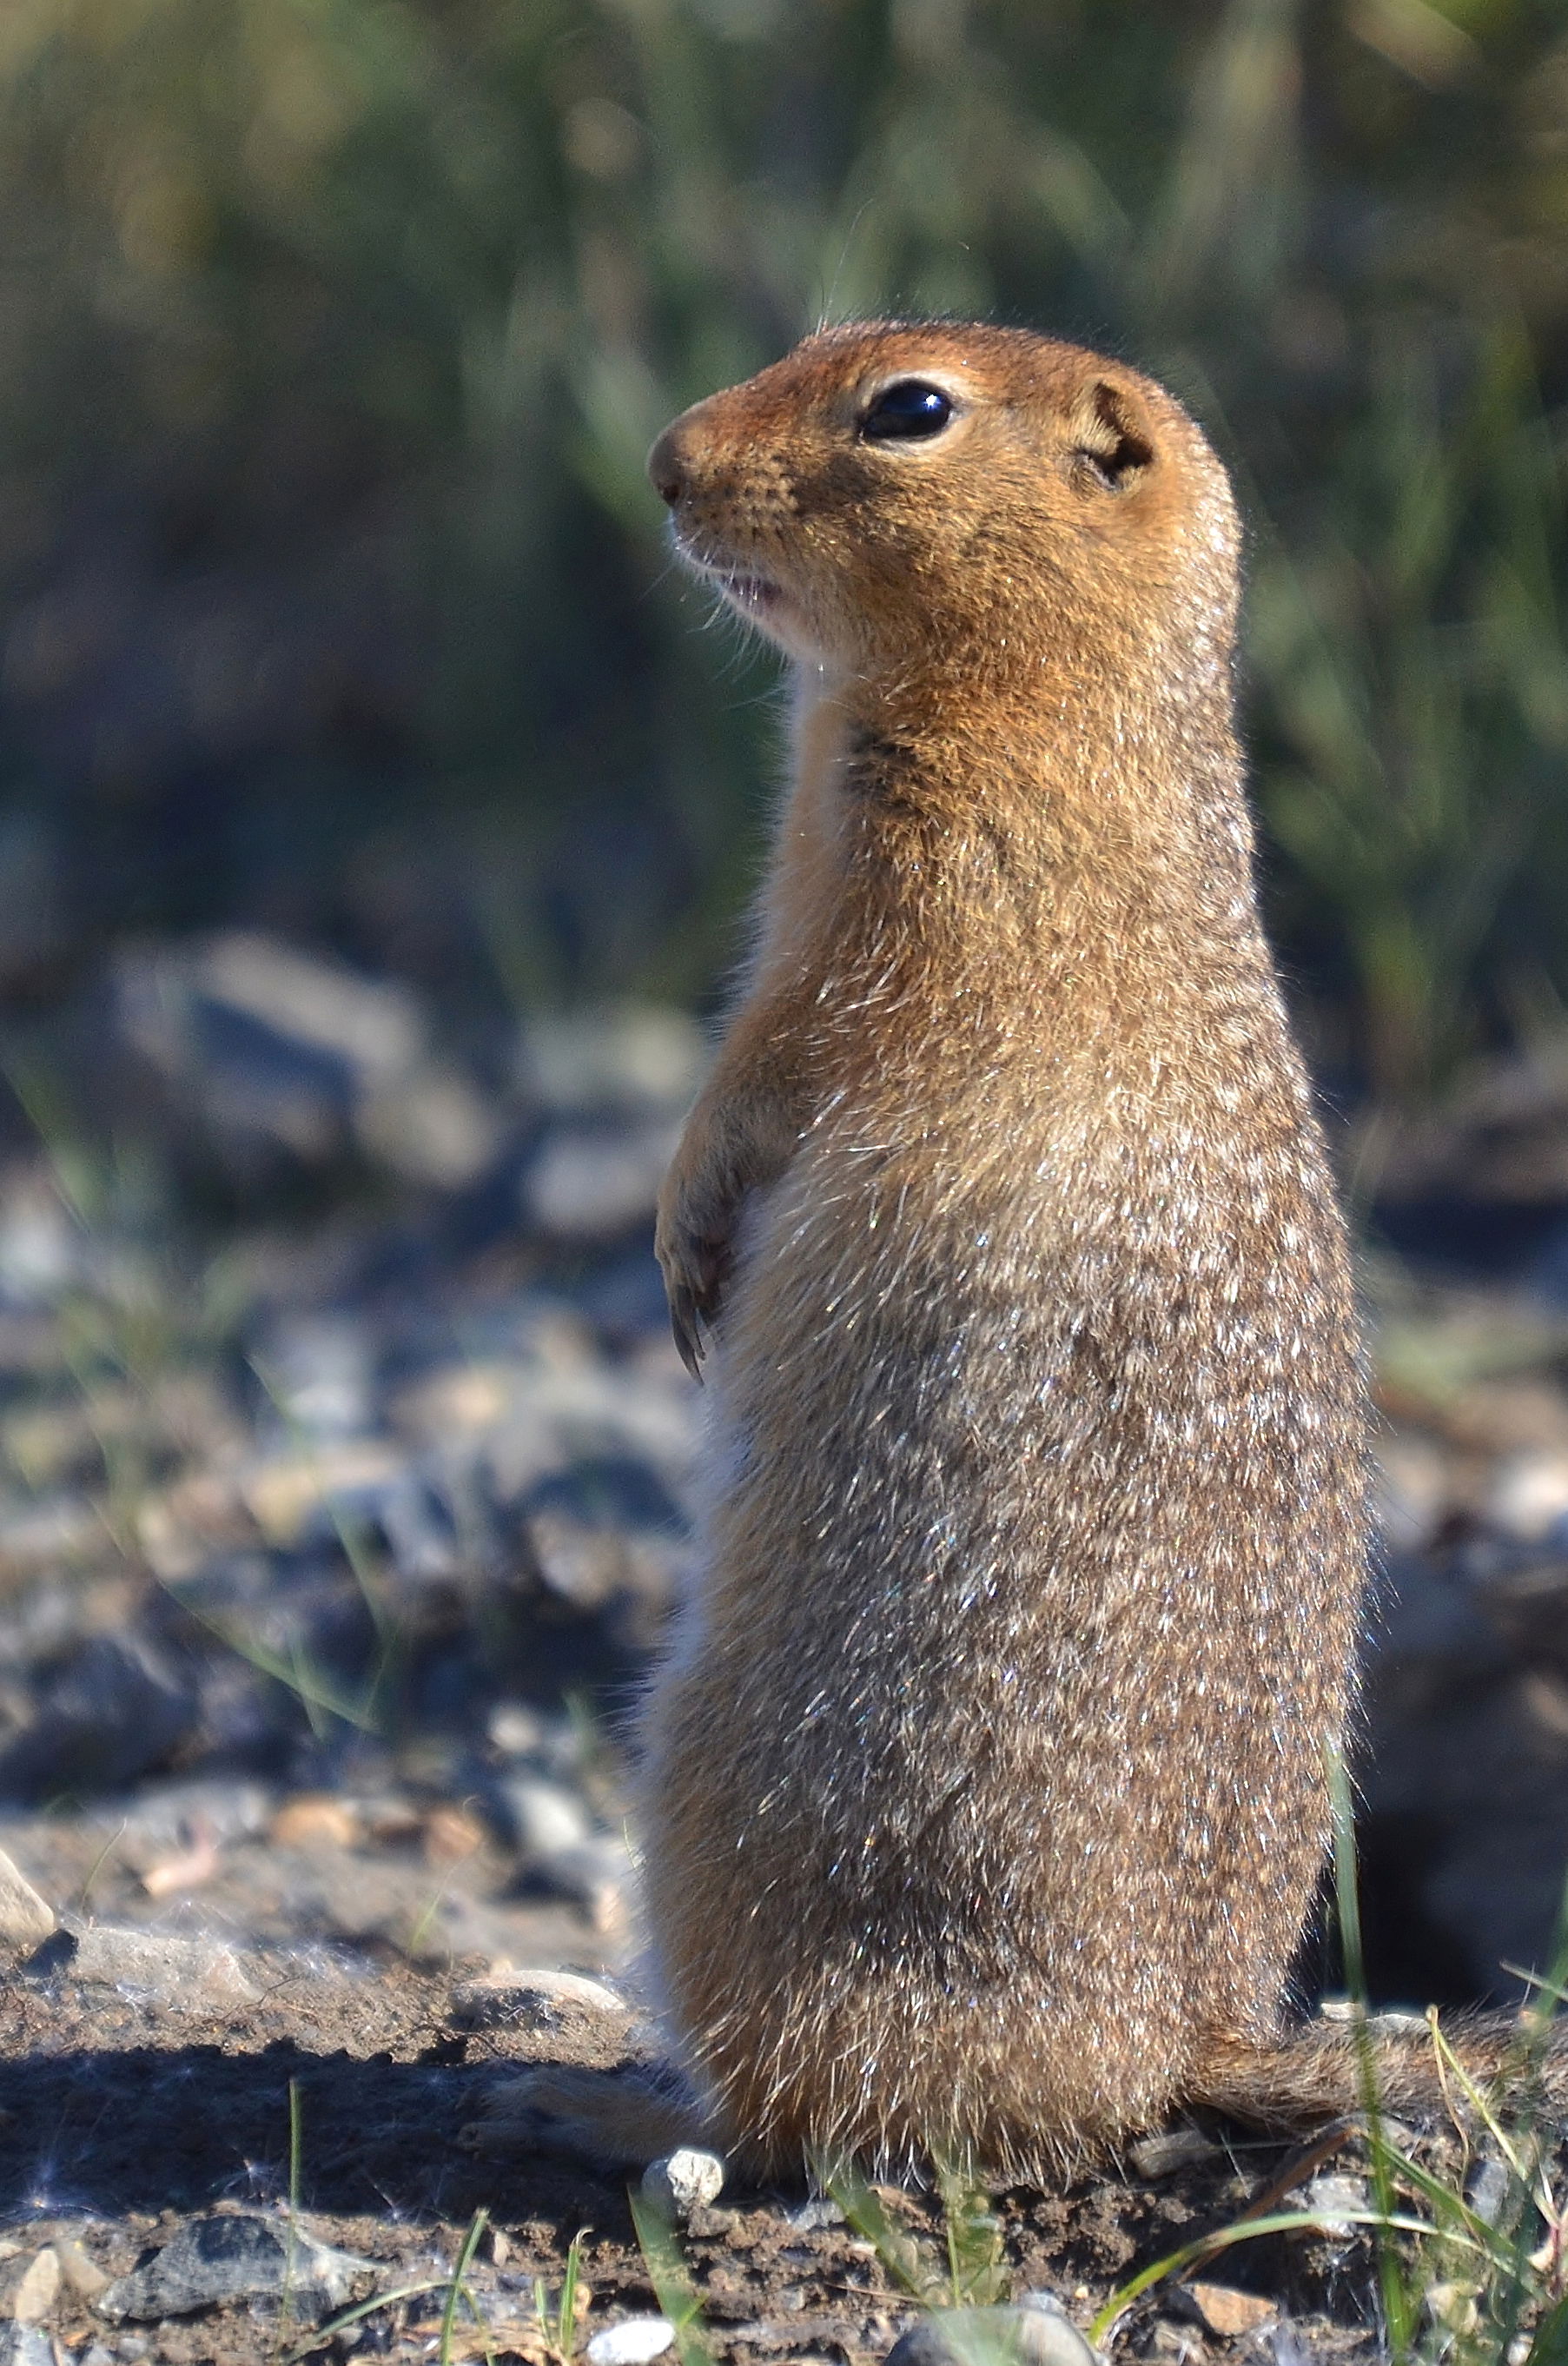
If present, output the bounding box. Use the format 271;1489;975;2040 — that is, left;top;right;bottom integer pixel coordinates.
648;321;1241;698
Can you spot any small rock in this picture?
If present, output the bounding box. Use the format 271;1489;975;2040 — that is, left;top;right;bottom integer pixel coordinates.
424;1803;488;1866
533;1835;632;1932
1181;2284;1277;2338
0;2327;52;2366
260;1311;373;1438
487;1702;545;1758
785;2199;844;2231
378;1472;466;1581
354;1063;500;1189
518;1005;706;1119
1295;2172;1367;2239
271;1795;364;1850
1485;1449;1568;1544
1126;2127;1220;2179
1141;2326;1197;2363
96;2212;374;2324
522;1122;681;1244
498;1776;591;1861
10;2249;58;2324
1015;2298;1102;2366
0;1850;54;1950
78;2346;116;2366
1466;2156;1511;2224
241;1439;403;1548
886;2306;1099;2366
0;1637;197;1803
0;1169;76;1308
449;1966;630;2037
1313;1999;1426;2032
1425;2282;1480;2338
113;935;376;1188
121;1778;272;1854
525;1506;637;1609
54;2237;109;2303
34;1925;261;2010
641;2148;725;2218
0;1497;106;1586
585;2318;677;2366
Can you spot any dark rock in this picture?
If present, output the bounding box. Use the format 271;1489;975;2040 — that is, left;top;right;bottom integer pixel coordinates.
113;932;497;1196
0;1637;197;1803
96;2211;374;2323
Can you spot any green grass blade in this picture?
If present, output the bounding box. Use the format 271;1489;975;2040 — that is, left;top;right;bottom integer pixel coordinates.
629;2191;712;2366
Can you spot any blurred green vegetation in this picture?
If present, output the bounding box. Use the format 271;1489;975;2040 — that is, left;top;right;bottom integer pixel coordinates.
0;0;1565;1103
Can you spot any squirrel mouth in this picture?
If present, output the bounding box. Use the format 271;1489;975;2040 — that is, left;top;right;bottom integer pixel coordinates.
718;573;780;613
674;535;788;622
701;563;785;622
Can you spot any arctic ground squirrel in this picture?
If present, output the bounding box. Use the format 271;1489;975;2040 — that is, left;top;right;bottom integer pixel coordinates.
479;321;1560;2183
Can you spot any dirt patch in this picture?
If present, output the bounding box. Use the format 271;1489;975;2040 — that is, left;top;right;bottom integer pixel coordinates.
0;1947;1398;2366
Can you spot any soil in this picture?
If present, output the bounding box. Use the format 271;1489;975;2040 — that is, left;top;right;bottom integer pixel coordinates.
0;1932;1401;2366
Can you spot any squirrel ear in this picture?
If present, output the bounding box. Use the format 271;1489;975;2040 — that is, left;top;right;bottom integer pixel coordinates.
1070;381;1154;490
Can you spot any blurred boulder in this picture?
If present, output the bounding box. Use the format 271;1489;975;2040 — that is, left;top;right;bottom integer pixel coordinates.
521;1119;681;1245
0;811;69;997
256;1310;374;1439
1374;1039;1568;1207
516;1004;706;1120
514;1004;704;1245
0;1167;80;1309
0;1636;198;1803
113;931;500;1196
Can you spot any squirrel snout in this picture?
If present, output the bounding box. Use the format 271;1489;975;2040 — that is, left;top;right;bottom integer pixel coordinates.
648;425;686;508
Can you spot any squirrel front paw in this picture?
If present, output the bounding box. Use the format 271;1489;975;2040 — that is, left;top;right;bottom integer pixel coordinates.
655;1181;733;1381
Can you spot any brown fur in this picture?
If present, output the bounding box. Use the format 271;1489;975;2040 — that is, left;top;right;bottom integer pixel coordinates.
473;324;1551;2185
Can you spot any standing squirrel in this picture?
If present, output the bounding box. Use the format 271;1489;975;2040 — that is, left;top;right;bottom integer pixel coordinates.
480;322;1553;2183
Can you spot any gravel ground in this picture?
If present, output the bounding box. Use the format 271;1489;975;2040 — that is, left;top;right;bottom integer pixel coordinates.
0;946;1565;2362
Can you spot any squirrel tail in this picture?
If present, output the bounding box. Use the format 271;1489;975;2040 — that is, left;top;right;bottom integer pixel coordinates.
1188;2010;1568;2131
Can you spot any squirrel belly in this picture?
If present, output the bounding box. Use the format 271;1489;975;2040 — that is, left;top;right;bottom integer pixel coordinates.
638;662;1366;2181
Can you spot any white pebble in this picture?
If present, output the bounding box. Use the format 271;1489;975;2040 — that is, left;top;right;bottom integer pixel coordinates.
506;1777;590;1859
641;2147;725;2217
586;2316;676;2366
447;1966;629;2033
1485;1449;1568;1543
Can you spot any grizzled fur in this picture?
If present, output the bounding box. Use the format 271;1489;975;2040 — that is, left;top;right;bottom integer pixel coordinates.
476;327;1545;2184
638;321;1366;2180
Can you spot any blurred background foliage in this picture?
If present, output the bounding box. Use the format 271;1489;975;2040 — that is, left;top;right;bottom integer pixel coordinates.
0;0;1564;1109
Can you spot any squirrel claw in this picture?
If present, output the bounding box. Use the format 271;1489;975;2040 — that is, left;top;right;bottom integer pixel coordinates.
671;1289;706;1383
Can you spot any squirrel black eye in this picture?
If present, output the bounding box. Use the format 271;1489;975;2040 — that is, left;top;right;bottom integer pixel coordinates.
859;381;955;441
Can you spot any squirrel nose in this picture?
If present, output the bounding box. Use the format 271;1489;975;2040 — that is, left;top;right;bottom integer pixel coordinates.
648;425;686;507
